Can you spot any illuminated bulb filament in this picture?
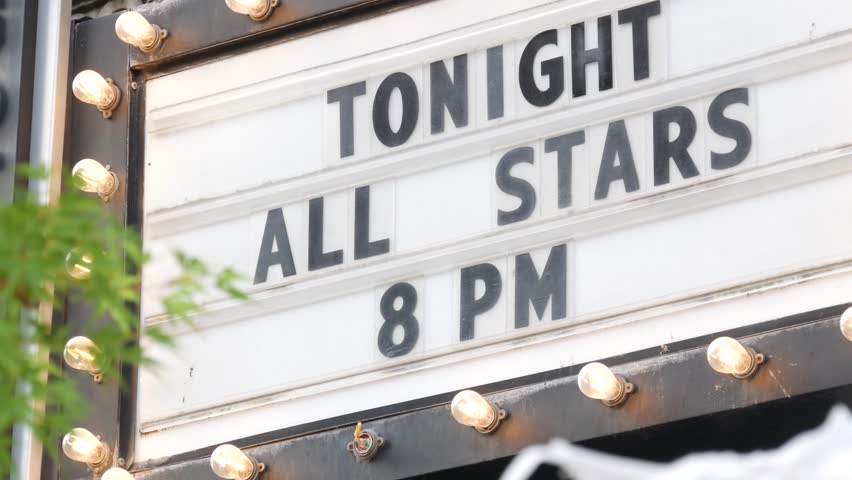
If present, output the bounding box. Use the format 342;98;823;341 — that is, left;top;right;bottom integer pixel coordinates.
72;159;117;198
211;445;258;480
64;336;102;374
102;468;136;480
841;307;852;342
707;337;754;376
62;428;106;465
115;11;162;51
72;70;116;108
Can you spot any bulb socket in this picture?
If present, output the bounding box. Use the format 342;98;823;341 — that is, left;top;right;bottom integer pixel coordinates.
731;347;765;379
139;24;168;52
601;375;635;407
97;166;120;202
474;402;507;434
98;79;122;119
240;457;265;480
346;428;384;462
88;440;111;474
249;0;278;21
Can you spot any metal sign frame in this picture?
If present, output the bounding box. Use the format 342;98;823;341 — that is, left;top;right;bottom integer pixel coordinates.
60;1;852;479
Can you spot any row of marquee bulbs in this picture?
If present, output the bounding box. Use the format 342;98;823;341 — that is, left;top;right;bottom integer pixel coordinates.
114;0;281;51
73;1;279;119
116;0;280;49
62;310;852;478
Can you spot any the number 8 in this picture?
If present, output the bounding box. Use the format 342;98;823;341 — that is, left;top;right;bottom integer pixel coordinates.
377;282;419;358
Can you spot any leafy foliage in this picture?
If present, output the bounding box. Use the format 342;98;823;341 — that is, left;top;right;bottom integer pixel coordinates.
0;172;244;475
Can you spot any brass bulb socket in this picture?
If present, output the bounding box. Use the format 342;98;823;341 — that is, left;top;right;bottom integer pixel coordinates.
97;79;122;119
139;24;168;52
474;403;507;434
249;0;278;21
601;375;635;407
731;347;766;379
347;428;385;462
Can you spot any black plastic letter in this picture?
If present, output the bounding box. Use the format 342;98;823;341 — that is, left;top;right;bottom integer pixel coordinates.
459;263;503;341
617;1;661;81
308;197;344;271
253;208;297;284
327;82;367;158
372;72;419;148
496;146;536;226
519;30;565;107
653;105;698;186
709;88;752;171
514;244;567;329
594;120;640;200
377;283;419;358
571;17;613;98
354;185;390;260
430;55;469;134
487;46;505;120
544;131;585;209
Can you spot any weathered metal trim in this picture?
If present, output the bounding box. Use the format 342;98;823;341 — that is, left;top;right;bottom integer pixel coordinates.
130;303;852;475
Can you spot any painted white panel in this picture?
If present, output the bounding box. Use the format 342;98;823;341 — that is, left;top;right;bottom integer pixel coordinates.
137;0;852;461
145;96;324;211
575;173;852;315
137;266;852;460
758;60;852;163
668;0;852;75
141;216;254;319
139;290;375;423
395;157;492;252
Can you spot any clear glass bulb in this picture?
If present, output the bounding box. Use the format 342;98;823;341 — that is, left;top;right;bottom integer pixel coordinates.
72;159;115;195
707;337;752;375
66;251;94;280
450;390;495;429
115;11;158;49
210;444;255;479
72;70;115;108
63;336;102;373
577;362;622;401
62;428;105;464
102;468;135;480
841;307;852;342
225;0;269;16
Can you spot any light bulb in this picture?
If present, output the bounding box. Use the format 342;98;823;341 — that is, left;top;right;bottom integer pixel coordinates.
841;307;852;341
225;0;277;20
450;390;505;433
211;445;259;480
707;336;762;378
115;11;165;51
66;251;94;280
72;70;116;108
72;159;118;198
577;363;622;401
64;336;102;374
102;468;135;480
62;428;106;465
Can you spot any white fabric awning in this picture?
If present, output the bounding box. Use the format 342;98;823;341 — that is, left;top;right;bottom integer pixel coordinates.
501;406;851;480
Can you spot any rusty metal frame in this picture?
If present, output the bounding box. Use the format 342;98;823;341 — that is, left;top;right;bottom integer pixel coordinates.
62;1;852;478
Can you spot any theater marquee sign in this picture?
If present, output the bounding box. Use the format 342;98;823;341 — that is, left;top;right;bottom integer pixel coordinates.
137;0;852;460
